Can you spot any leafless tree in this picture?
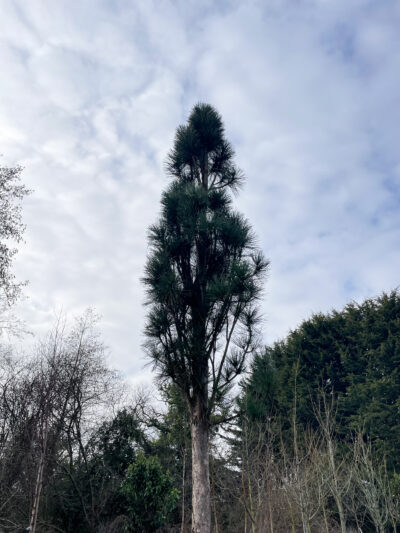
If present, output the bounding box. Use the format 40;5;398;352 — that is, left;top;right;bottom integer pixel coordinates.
348;434;396;533
313;391;350;533
0;311;121;532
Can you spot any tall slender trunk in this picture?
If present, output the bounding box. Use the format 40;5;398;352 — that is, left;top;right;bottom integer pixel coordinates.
300;503;308;533
248;475;256;533
267;477;274;533
29;449;45;533
322;502;330;533
241;465;248;533
191;407;210;533
29;420;48;533
327;439;346;533
287;499;296;533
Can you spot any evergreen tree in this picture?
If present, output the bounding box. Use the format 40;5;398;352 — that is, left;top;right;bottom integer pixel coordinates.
242;290;400;471
143;103;268;533
121;453;179;533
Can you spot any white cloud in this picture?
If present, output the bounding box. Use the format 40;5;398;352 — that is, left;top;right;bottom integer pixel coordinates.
1;0;399;383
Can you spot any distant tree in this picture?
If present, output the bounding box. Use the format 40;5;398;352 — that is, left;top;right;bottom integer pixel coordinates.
0;164;30;308
121;453;179;533
143;104;268;533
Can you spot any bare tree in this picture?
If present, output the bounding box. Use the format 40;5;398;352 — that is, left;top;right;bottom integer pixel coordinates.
0;311;120;532
349;434;395;533
313;391;350;533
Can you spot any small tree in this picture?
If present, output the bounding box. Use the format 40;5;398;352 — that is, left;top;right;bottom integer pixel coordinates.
350;435;393;533
121;453;179;533
143;104;268;533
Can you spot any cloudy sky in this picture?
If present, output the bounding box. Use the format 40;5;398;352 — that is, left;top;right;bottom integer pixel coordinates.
1;0;399;385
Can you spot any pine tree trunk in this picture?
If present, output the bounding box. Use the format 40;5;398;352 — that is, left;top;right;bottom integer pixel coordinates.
191;406;210;533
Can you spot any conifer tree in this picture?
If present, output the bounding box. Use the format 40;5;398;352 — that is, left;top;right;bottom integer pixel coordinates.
143;104;268;533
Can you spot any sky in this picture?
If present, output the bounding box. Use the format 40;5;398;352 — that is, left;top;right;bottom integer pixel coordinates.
1;0;399;387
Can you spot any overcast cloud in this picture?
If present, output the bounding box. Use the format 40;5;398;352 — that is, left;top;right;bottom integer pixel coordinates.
1;0;399;385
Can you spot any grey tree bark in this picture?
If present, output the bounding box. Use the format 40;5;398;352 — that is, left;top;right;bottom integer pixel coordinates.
191;403;210;533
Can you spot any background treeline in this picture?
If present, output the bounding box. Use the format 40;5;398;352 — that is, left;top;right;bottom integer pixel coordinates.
229;290;400;533
1;291;399;532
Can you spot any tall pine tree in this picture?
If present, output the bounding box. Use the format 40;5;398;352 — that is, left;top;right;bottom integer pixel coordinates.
143;104;267;533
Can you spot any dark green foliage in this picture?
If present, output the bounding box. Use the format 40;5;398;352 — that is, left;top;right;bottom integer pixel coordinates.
243;290;400;470
88;408;151;475
152;384;191;463
151;385;193;528
45;409;150;532
143;103;268;416
240;351;279;421
121;453;179;533
166;104;243;191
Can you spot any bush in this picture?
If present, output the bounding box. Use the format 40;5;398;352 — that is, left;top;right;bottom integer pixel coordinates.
121;453;179;533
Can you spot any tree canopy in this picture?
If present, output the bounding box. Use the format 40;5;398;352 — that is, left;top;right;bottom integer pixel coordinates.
143;103;268;417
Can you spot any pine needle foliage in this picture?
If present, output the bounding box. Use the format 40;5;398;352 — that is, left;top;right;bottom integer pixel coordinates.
143;103;268;419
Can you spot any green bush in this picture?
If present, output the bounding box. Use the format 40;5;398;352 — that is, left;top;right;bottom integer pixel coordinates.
121;453;179;533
